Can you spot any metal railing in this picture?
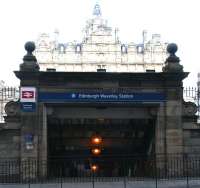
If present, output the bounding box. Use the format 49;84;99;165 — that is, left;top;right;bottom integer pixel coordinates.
0;154;200;184
0;87;19;122
183;87;199;101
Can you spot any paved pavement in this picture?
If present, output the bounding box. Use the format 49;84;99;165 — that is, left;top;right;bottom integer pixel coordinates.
1;179;200;188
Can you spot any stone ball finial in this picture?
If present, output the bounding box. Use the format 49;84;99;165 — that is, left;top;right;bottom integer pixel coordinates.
163;42;182;72
167;43;178;55
25;41;35;54
20;41;40;71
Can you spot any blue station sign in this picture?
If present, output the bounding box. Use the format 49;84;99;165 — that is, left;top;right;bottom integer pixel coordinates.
38;92;166;103
21;102;36;112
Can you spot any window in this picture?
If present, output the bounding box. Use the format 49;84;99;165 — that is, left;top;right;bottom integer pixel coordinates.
58;44;66;53
75;44;82;53
137;45;144;53
121;44;128;54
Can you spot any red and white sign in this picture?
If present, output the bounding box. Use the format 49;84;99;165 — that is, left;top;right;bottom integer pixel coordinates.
20;87;36;102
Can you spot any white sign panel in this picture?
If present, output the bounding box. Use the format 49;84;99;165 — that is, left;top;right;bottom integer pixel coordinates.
20;87;36;102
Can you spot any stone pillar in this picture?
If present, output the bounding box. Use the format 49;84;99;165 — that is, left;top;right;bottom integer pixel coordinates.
20;114;38;181
162;43;186;177
165;91;183;154
37;103;48;178
15;42;40;181
162;43;185;155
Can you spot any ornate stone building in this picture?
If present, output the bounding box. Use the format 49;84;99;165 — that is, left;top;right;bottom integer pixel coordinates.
0;3;199;183
0;41;199;173
0;3;178;124
35;3;168;72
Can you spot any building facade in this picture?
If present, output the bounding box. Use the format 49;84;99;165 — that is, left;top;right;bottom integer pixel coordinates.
35;3;168;72
0;3;199;183
0;3;169;123
0;41;199;181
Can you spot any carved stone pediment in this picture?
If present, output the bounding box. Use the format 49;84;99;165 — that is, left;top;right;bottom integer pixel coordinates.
183;101;197;116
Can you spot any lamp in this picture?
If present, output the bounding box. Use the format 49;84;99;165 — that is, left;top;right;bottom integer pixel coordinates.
91;164;98;171
91;135;102;145
91;148;101;155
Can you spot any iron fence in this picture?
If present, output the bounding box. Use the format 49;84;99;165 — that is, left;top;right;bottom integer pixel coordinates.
0;87;19;122
0;154;200;184
183;87;199;101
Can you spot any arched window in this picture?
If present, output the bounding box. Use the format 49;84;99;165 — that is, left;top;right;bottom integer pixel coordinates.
75;44;82;53
137;44;144;54
121;44;128;54
58;44;66;53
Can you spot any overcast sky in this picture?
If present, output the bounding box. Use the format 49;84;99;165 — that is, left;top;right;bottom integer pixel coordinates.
0;0;199;86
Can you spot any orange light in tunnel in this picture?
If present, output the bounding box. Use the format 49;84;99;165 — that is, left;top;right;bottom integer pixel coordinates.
91;148;101;155
91;136;102;145
91;164;98;171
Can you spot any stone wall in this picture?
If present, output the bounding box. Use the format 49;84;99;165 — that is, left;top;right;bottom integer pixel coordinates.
0;125;20;159
183;122;200;154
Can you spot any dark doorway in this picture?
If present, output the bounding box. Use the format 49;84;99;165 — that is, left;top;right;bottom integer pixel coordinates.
47;117;155;177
